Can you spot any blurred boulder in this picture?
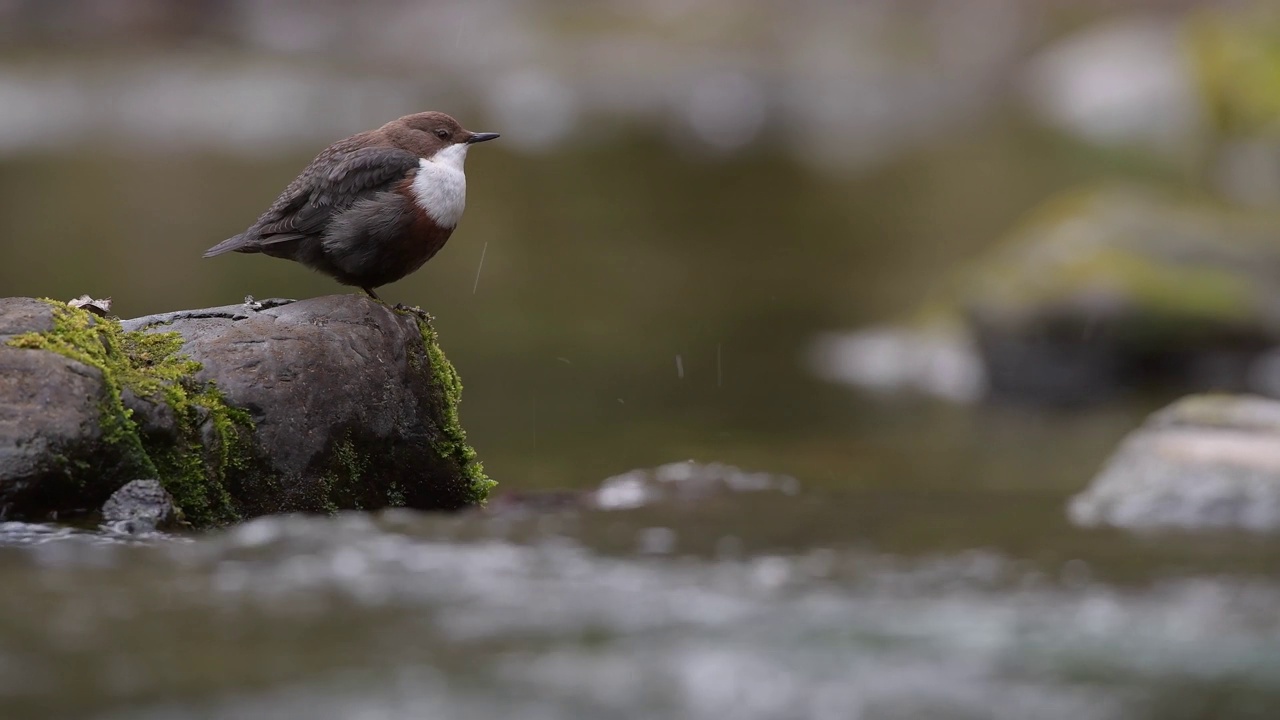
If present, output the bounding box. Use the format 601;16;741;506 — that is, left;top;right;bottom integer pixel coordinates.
806;324;987;404
0;295;491;527
591;460;800;511
962;186;1280;403
812;185;1280;405
1070;394;1280;531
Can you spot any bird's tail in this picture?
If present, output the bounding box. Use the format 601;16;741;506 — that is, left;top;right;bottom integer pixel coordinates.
203;233;255;258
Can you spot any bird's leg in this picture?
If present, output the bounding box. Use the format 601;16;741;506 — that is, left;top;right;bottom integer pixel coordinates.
361;285;413;314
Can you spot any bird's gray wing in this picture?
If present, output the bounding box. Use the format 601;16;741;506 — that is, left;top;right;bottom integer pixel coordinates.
253;145;421;243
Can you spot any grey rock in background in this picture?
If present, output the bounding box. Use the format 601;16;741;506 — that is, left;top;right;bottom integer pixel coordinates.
1070;394;1280;531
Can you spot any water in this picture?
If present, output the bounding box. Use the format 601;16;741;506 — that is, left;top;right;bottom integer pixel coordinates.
3;486;1280;720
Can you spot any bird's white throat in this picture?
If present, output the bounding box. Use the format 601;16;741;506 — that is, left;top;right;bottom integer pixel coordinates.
411;143;469;228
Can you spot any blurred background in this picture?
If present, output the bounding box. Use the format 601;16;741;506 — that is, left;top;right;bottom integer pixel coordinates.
10;0;1280;490
6;1;1280;718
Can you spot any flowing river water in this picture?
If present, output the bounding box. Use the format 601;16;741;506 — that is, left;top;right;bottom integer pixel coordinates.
3;474;1280;720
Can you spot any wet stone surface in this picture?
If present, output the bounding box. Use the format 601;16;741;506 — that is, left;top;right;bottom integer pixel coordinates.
1071;394;1280;531
100;479;178;534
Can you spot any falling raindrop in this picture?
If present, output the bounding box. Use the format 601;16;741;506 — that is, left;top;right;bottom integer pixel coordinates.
472;241;488;294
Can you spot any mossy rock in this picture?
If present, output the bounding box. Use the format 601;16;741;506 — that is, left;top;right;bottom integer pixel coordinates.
955;185;1280;327
923;185;1280;402
0;295;492;527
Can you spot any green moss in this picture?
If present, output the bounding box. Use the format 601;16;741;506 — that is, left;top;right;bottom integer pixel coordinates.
316;435;370;513
6;300;253;527
1185;8;1280;137
333;436;367;483
955;186;1270;324
969;246;1252;322
147;384;252;527
402;308;494;504
317;473;341;515
386;480;407;507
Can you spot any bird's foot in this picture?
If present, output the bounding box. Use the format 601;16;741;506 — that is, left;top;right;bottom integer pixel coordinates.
392;302;433;321
361;287;382;302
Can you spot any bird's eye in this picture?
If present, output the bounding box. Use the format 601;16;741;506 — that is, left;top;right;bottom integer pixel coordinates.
434;129;449;140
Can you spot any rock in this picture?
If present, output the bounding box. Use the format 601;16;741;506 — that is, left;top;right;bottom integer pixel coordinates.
1069;394;1280;531
806;324;986;403
480;461;802;516
591;461;799;511
101;479;178;534
0;296;55;336
962;186;1280;404
0;298;144;519
815;185;1280;405
0;295;491;527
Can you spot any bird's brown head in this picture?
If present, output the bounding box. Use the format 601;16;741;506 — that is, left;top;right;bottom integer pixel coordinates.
383;111;500;158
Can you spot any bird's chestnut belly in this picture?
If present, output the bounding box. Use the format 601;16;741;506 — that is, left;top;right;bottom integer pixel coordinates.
320;190;457;289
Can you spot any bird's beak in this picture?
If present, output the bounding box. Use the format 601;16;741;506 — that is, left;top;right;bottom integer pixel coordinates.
467;132;500;144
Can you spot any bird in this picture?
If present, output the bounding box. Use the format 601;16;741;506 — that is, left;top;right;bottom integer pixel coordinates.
203;111;499;301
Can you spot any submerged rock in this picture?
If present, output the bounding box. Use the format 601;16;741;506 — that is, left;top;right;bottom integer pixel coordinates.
1070;394;1280;531
0;295;491;527
101;479;178;534
481;461;801;516
591;460;800;511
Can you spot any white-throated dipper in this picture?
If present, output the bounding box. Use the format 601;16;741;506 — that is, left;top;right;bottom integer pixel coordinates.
203;111;499;300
